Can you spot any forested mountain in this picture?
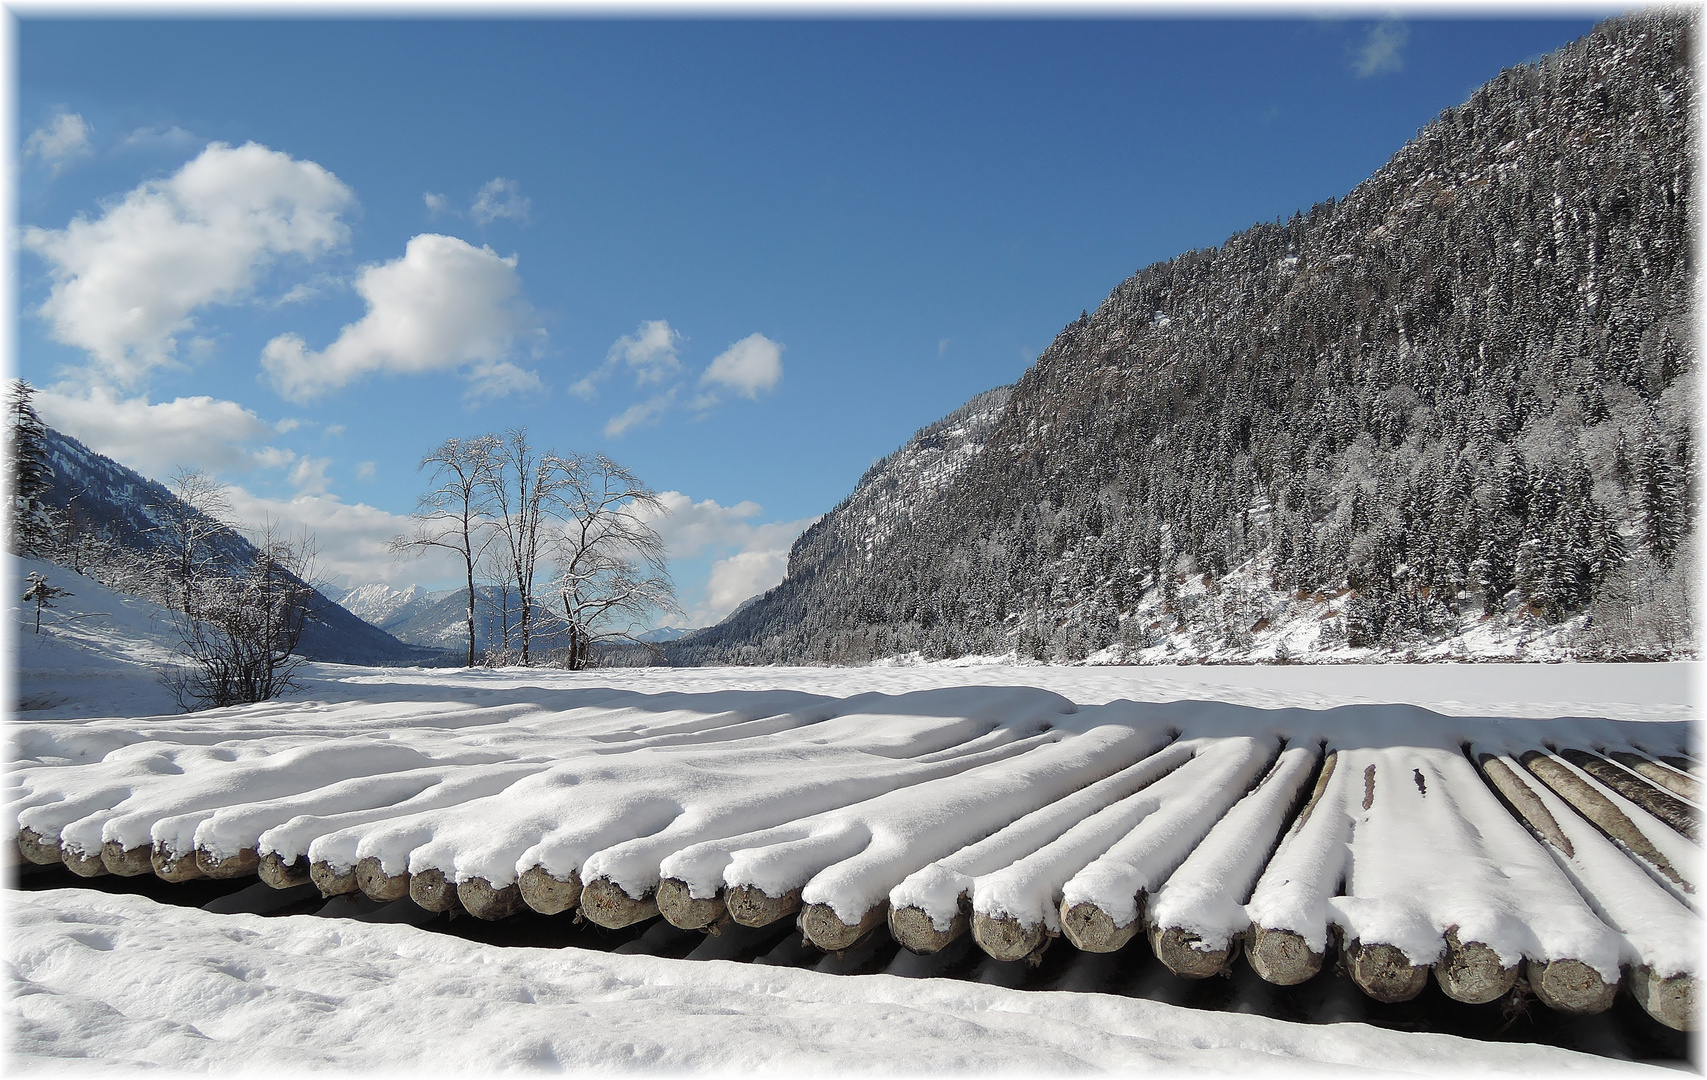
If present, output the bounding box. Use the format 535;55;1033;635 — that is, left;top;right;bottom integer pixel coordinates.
35;427;437;666
675;12;1695;667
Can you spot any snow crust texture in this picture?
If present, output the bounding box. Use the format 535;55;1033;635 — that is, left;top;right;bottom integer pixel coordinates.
8;664;1698;1032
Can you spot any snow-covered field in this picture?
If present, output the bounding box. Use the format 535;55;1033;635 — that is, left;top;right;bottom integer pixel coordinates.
6;556;1701;1073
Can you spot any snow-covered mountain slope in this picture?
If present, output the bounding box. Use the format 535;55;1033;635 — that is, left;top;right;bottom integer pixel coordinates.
10;554;186;719
34;426;438;666
337;583;442;628
336;583;573;655
676;12;1697;668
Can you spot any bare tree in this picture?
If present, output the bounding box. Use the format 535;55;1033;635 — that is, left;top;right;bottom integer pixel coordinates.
162;521;318;710
481;428;585;665
390;435;498;667
545;454;679;670
149;467;234;615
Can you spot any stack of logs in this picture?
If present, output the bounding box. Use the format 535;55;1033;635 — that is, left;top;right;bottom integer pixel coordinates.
14;742;1697;1032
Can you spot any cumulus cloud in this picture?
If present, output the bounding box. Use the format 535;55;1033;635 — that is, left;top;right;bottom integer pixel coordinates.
223;486;452;591
288;456;334;496
701;333;784;400
640;491;816;627
24;111;92;172
573;319;684;400
23;141;354;387
261;233;540;402
33;385;294;478
424;192;452;218
355;461;377;481
118;125;198;152
1354;19;1408;77
471;177;531;225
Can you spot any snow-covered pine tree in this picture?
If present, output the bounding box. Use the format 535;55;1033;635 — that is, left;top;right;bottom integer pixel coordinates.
7;381;55;555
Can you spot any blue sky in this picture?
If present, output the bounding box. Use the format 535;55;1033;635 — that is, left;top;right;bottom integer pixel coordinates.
15;14;1609;628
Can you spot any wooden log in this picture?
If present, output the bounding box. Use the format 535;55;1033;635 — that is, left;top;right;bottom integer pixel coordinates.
726;884;801;928
1609;751;1700;803
258;852;311;889
62;846;109;877
153;847;205;882
801;901;886;952
1628;965;1697;1032
656;877;726;931
355;856;409;901
1343;939;1430;1003
309;859;359;896
1246;926;1324;986
518;866;582;915
1475;754;1573;856
18;827;62;866
1149;923;1239;979
100;841;153;877
580;876;658;928
888;903;967;955
409;867;462;913
1434;929;1519;1005
1527;958;1618;1014
1060;899;1140;954
458;876;524;921
1520;751;1693;895
971;910;1048;962
1560;749;1697;841
197;847;260;880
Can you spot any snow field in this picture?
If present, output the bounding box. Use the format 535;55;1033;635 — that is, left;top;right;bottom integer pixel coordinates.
7;678;1699;1033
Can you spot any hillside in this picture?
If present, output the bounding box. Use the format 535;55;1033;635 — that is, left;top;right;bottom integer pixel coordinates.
674;12;1696;668
33;427;439;666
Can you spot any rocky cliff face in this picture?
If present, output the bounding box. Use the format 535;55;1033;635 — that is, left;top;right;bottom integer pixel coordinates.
676;13;1696;666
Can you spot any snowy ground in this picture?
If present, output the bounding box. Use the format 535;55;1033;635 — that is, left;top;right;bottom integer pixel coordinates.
5;556;1700;1074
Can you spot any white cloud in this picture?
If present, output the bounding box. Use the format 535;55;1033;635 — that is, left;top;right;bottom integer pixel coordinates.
289;455;334;496
938;338;950;357
701;333;784;400
424;192;452;218
356;461;377;481
471;178;531;225
573;319;684;400
605;388;678;439
23;141;354;387
24;112;92;172
1354;19;1408;77
223;486;453;591
640;491;816;627
465;359;547;402
118;125;197;152
33;385;288;477
261;233;540;402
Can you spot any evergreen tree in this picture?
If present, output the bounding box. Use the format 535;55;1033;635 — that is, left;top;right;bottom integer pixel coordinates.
7;381;54;554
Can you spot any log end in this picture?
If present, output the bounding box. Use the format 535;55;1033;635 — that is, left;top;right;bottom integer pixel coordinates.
1527;958;1619;1015
801;901;886;952
1150;923;1238;979
18;827;62;866
1345;940;1431;1003
889;903;967;955
257;852;311;889
1436;934;1519;1005
971;909;1048;963
656;877;726;930
1059;900;1138;955
153;847;206;883
458;876;524;921
1247;926;1324;986
726;883;802;928
1628;965;1695;1031
197;846;260;880
354;856;409;902
518;866;582;915
409;866;462;913
100;840;154;877
309;859;359;897
62;846;109;878
580;876;659;929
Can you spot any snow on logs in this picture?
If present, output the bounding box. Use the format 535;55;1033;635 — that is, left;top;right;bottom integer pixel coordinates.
6;688;1698;1027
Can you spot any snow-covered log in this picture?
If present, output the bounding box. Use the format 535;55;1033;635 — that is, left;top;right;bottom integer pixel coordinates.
1607;751;1700;803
